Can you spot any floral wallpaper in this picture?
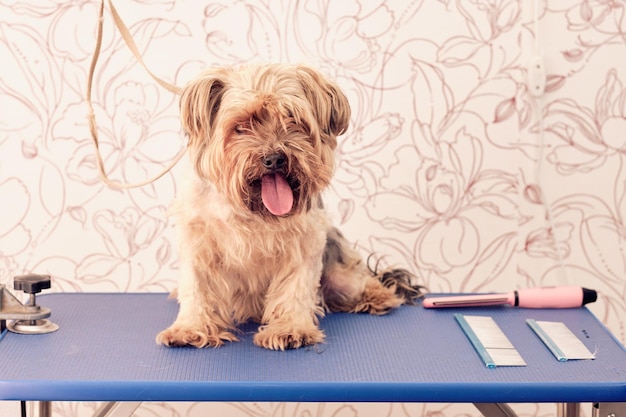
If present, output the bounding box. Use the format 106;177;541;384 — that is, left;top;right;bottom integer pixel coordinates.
1;0;625;416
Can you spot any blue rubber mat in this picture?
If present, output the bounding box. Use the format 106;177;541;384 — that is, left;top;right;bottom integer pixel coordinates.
0;293;624;403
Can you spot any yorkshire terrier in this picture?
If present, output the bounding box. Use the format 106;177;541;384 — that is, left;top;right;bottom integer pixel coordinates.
156;64;423;350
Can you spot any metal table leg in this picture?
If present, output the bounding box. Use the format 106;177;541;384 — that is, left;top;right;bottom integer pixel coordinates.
557;403;580;417
23;402;52;417
25;401;141;417
475;402;584;417
93;402;142;417
38;402;51;417
473;403;518;417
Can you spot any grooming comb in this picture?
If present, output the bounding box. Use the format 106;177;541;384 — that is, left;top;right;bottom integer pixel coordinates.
455;314;526;368
527;319;595;361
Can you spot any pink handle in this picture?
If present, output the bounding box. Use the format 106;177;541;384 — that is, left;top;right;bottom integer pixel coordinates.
516;286;582;308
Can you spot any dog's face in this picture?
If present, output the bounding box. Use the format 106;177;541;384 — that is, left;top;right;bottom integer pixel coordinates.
179;64;351;218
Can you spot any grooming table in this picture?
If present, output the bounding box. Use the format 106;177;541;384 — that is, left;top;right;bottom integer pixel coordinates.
0;293;624;417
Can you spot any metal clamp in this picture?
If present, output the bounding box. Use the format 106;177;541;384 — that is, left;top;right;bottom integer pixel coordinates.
0;274;59;334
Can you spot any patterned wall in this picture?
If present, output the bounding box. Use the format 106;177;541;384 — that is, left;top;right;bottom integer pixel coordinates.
1;1;625;416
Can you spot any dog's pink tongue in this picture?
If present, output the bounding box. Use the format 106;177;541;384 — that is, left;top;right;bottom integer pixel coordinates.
261;173;293;216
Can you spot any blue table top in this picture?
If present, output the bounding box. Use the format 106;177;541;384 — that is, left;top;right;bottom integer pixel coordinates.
0;293;624;403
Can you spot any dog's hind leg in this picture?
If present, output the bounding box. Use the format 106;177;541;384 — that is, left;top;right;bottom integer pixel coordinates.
320;227;425;314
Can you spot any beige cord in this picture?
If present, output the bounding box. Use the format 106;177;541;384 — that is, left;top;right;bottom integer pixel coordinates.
86;0;186;189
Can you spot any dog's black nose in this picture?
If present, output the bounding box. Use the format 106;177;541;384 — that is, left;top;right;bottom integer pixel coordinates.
262;153;286;170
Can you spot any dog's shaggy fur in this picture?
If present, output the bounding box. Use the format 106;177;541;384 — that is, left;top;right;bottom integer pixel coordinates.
156;64;423;350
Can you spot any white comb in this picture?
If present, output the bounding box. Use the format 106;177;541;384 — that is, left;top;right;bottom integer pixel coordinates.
527;319;595;361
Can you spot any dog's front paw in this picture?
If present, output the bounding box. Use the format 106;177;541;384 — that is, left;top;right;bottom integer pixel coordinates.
253;323;325;350
156;324;237;348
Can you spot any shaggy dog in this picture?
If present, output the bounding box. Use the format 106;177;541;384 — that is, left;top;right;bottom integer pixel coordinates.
156;64;422;350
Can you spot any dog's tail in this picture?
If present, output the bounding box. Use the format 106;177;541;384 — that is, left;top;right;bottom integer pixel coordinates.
368;257;427;305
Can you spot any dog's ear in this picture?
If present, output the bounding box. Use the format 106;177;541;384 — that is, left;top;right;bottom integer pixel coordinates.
296;66;351;138
179;69;227;141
